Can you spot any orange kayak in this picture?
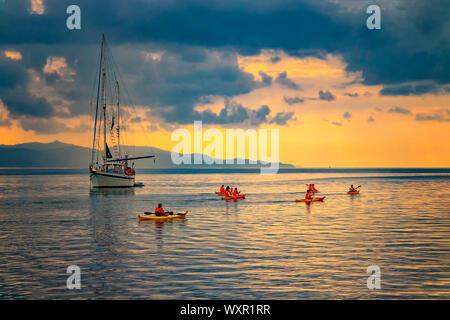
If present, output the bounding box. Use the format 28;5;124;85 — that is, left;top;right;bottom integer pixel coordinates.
296;196;326;202
347;190;360;194
215;192;226;196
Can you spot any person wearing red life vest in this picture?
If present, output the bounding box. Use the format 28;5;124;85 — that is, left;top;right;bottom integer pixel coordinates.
155;203;167;216
220;185;225;193
225;186;231;197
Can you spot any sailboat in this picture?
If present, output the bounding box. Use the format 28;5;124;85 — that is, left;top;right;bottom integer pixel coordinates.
89;34;155;188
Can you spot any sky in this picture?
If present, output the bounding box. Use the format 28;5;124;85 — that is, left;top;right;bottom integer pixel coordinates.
0;0;449;167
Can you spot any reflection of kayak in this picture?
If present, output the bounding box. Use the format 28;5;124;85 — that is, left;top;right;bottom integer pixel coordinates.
138;211;188;221
222;194;246;200
347;190;360;194
296;196;325;202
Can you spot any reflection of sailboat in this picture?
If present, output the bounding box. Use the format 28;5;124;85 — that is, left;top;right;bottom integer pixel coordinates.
89;187;135;197
89;34;154;188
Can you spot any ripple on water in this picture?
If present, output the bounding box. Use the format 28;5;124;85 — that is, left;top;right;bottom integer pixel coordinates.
0;172;449;299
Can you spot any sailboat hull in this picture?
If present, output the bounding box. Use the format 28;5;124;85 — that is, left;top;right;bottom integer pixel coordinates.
90;171;135;188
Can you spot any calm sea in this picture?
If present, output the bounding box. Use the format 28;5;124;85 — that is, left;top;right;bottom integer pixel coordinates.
0;169;449;299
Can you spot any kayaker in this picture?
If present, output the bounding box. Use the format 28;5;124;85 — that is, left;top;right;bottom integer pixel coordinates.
225;186;231;197
305;189;313;200
233;188;239;198
155;203;167;217
349;184;359;192
220;185;225;193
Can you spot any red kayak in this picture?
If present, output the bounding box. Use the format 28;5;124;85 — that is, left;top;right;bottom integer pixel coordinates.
222;194;246;200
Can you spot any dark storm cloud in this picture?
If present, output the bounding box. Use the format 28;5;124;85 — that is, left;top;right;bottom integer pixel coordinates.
0;54;54;117
1;0;449;88
283;96;304;105
275;72;301;90
1;0;450;129
388;106;411;115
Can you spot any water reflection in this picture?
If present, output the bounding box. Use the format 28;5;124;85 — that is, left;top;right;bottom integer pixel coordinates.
0;172;449;299
89;187;135;197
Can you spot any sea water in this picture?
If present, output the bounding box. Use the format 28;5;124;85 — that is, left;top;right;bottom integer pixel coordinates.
0;170;449;299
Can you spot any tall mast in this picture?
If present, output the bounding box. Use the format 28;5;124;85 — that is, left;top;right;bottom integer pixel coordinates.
116;81;121;157
101;34;107;166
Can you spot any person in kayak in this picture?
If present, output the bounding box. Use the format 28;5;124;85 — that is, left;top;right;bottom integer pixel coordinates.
155;203;167;217
225;186;231;197
305;189;313;200
349;185;360;192
233;188;239;198
220;185;225;193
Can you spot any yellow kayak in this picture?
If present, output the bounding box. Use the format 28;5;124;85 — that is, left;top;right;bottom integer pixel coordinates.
296;196;326;202
138;211;188;221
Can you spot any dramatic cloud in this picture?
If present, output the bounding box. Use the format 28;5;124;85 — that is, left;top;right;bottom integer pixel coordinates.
275;72;301;90
343;111;351;119
343;92;359;97
318;90;335;101
388;106;412;115
1;0;450;131
1;0;449;89
283;96;304;105
183;99;291;126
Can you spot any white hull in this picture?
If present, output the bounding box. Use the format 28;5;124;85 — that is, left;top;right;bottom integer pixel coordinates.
90;171;135;188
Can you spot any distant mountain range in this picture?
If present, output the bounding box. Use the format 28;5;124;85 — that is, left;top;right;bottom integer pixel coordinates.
0;141;294;168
